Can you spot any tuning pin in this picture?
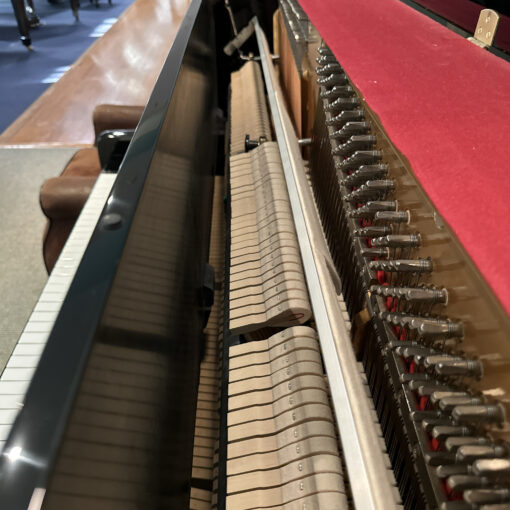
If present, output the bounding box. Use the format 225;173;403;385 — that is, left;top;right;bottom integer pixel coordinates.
341;164;388;186
425;451;456;466
431;425;472;441
472;458;510;481
353;226;392;237
344;180;395;202
430;391;470;405
316;54;337;65
316;62;343;75
421;416;451;433
424;354;464;371
360;247;391;259
317;46;333;56
414;382;454;396
447;474;490;492
445;436;491;452
369;285;448;305
439;396;486;412
331;121;370;140
436;463;470;478
368;258;433;274
452;404;506;426
336;150;383;172
435;359;482;378
321;84;354;100
401;372;431;384
456;444;508;463
399;346;435;362
325;97;359;112
417;320;465;340
325;109;364;127
350;200;398;219
385;311;413;327
371;233;420;249
374;210;411;225
333;135;378;156
463;488;510;506
318;73;348;86
407;287;448;305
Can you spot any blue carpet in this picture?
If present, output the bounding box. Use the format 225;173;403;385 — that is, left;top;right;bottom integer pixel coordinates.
0;0;134;133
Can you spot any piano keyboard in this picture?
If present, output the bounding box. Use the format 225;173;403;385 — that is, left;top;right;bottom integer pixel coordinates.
0;172;116;451
226;326;348;509
230;61;272;155
229;143;312;334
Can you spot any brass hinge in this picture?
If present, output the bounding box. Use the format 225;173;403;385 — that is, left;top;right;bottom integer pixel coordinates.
468;9;500;49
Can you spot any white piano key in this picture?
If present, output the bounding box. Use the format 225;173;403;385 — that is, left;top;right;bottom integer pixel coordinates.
0;410;20;424
26;311;60;323
0;173;117;447
23;322;55;334
0;425;13;441
11;344;45;357
33;302;62;313
6;356;41;369
51;268;74;277
44;275;74;285
36;294;65;303
0;395;24;409
42;283;68;294
17;332;51;344
1;368;36;382
0;381;30;395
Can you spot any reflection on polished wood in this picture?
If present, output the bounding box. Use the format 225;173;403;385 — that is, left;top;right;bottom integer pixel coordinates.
0;0;190;146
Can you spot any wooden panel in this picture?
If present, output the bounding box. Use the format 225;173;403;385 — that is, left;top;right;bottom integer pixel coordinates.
0;0;190;146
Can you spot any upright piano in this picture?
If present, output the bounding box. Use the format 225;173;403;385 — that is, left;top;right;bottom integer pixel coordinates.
0;0;509;509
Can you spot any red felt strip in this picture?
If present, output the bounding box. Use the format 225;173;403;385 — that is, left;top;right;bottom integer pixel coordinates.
299;0;510;315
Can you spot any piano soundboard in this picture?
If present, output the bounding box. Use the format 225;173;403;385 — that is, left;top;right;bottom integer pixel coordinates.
0;1;509;509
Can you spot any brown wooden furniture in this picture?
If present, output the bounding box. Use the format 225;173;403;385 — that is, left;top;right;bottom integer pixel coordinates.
40;104;143;272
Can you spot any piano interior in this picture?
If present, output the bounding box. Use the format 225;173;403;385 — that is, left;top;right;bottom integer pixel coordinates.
1;0;509;509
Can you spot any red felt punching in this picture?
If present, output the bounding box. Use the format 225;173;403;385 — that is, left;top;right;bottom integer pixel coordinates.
299;0;510;314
